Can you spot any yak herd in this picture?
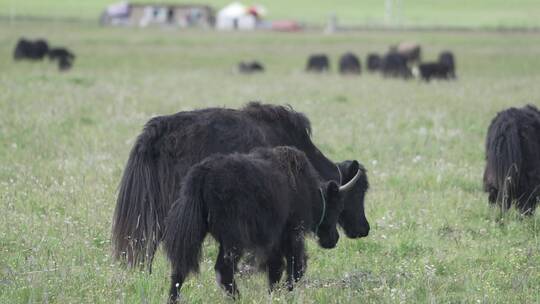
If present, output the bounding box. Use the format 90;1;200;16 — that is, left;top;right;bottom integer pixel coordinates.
11;36;534;302
13;38;75;71
110;100;539;302
238;42;456;82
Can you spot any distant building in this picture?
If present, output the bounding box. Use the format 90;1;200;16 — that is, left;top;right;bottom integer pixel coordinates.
216;2;266;31
100;1;215;28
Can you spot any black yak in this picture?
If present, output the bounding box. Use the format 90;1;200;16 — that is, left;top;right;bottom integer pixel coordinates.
164;146;350;301
238;61;264;74
439;51;456;78
483;104;540;215
48;47;76;71
112;102;369;272
305;54;330;72
381;52;413;79
13;38;49;60
418;62;453;81
338;52;361;75
366;53;382;72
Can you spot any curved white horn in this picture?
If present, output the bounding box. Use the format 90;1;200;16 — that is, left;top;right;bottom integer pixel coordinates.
338;169;361;192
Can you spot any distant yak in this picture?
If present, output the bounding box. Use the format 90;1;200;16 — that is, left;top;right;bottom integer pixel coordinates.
112;102;370;272
417;51;456;81
338;52;361;75
381;52;413;79
439;51;456;78
483;104;540;215
165;146;350;301
366;53;382;72
48;47;76;71
238;61;264;74
13;38;49;60
418;62;453;81
306;54;330;72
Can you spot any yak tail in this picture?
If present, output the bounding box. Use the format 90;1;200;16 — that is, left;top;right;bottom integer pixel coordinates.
111;117;174;271
488;117;522;207
163;167;208;282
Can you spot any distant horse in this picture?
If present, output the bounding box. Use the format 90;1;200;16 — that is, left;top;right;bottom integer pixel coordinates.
483;104;540;214
112;102;369;272
164;146;353;302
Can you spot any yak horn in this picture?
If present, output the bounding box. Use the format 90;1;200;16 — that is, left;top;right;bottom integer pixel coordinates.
338;169;361;192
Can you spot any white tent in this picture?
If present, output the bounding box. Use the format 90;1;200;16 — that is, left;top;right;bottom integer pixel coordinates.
216;2;256;30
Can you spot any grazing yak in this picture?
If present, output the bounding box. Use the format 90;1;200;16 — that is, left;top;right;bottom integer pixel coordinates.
238;61;264;74
112;102;370;272
366;53;382;72
13;38;49;60
48;47;76;71
483;104;540;215
417;62;453;81
381;52;413;79
338;52;361;75
390;42;421;64
165;146;350;301
439;51;456;78
305;54;330;72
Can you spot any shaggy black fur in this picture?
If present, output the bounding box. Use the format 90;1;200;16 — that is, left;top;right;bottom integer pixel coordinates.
49;48;76;71
164;146;344;301
366;53;382;72
381;52;413;79
305;54;330;72
112;102;369;271
13;38;49;60
338;52;361;75
238;61;264;74
483;104;540;214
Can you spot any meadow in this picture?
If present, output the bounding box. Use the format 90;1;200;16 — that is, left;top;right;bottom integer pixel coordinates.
1;19;540;303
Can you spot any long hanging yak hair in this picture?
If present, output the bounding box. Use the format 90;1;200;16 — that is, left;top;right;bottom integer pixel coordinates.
483;104;540;215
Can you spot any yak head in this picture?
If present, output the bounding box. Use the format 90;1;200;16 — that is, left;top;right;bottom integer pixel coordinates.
336;160;370;238
316;181;343;249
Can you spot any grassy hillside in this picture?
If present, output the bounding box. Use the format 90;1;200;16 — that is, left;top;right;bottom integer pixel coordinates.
1;20;539;303
1;0;540;28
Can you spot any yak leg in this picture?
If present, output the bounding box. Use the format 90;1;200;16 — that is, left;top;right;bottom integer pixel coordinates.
215;244;242;299
265;250;285;292
168;263;186;304
284;233;307;291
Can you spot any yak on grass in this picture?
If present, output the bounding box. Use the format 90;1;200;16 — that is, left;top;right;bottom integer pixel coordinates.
483;104;540;214
164;146;354;301
112;102;369;272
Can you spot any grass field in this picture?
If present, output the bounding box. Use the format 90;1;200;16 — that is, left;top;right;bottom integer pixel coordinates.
1;19;540;303
2;0;540;28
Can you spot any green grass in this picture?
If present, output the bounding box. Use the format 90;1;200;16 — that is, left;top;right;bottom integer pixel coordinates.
1;0;540;28
1;20;540;303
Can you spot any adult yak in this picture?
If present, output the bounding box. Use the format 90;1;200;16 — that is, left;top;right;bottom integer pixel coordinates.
483;104;540;215
338;52;361;75
13;38;49;60
112;102;370;272
306;54;330;72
